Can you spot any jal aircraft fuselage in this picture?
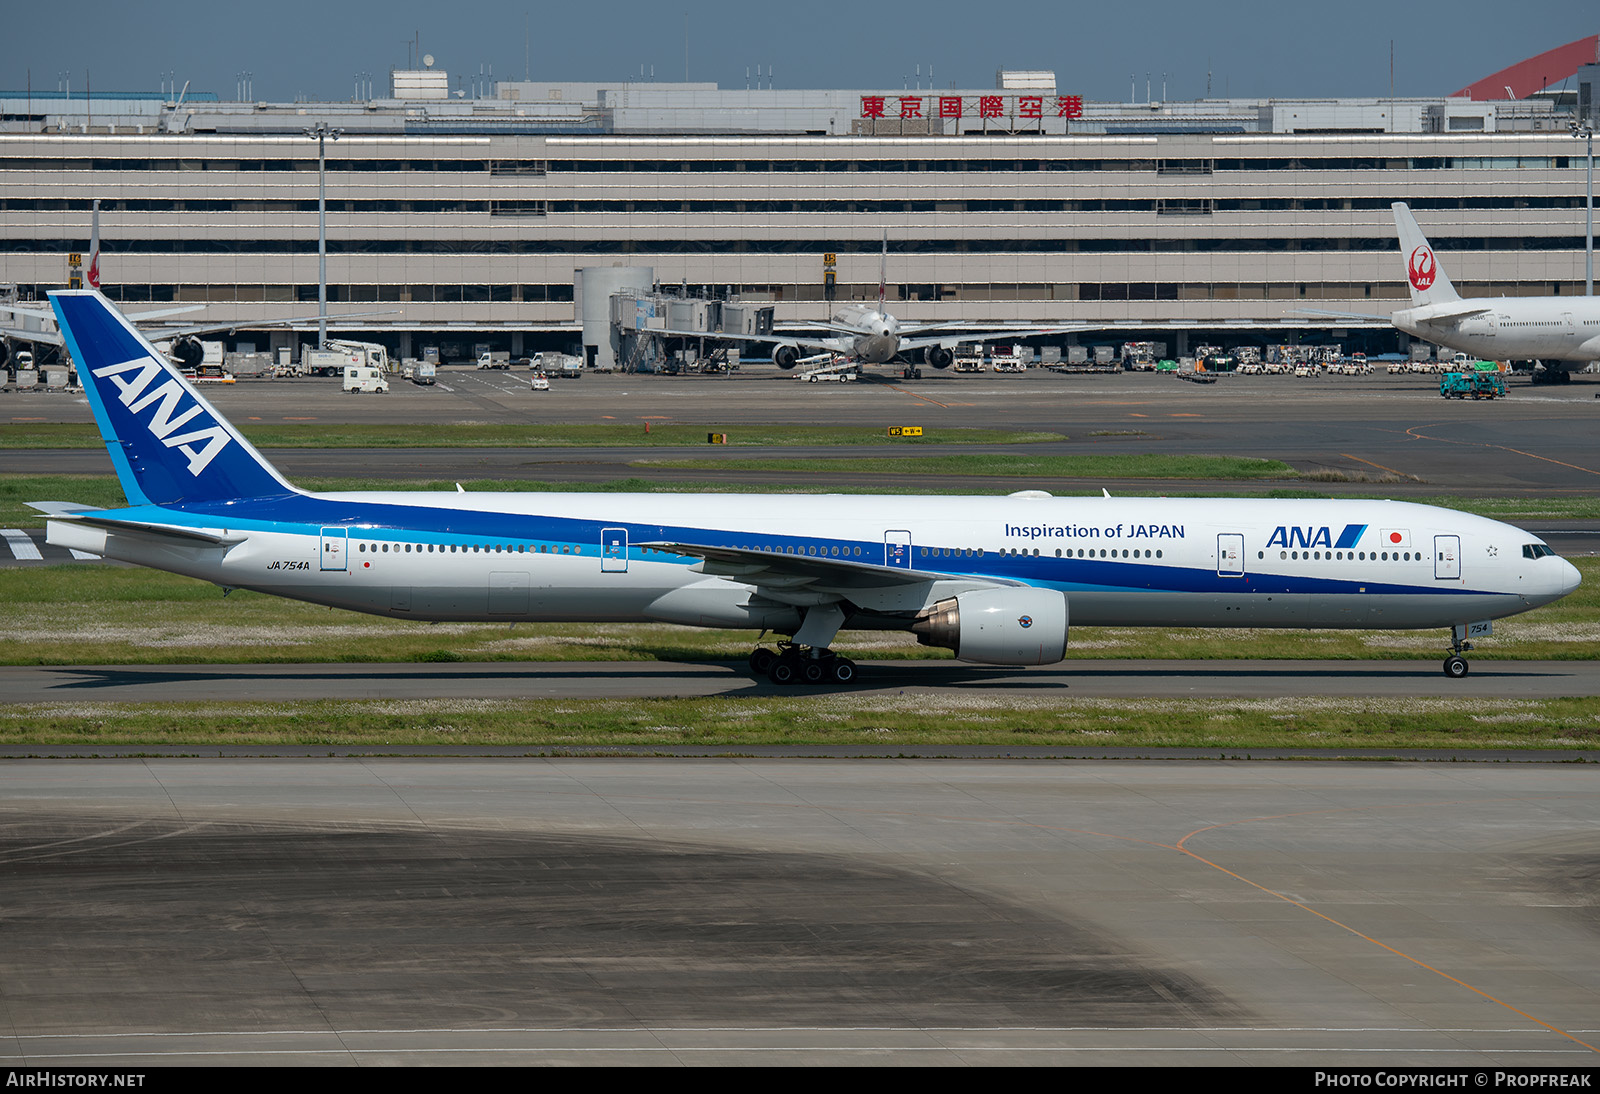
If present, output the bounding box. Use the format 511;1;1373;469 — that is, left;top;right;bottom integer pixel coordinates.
1390;202;1600;372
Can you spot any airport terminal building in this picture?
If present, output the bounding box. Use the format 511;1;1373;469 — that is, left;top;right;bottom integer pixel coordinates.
2;45;1598;360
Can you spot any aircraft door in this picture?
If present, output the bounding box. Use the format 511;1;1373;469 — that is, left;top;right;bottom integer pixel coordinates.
601;527;629;573
1434;535;1460;580
1217;533;1245;577
320;527;348;571
884;530;912;569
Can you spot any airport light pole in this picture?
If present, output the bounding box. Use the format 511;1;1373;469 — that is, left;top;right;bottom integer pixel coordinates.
304;122;343;346
1573;119;1594;296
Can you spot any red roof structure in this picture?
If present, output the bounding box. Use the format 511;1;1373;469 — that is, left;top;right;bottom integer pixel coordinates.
1451;34;1598;100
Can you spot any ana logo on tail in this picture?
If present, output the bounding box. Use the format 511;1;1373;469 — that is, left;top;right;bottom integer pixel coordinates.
1408;246;1436;291
92;356;234;477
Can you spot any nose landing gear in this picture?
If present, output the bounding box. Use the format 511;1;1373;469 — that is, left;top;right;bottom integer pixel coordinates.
1443;635;1474;678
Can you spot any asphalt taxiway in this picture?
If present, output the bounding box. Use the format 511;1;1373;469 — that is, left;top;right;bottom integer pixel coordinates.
9;366;1600;495
4;657;1599;703
1;758;1595;1065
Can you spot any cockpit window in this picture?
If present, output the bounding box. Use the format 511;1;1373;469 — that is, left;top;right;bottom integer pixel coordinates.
1522;544;1556;559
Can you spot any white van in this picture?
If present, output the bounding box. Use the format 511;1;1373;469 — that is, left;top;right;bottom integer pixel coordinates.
343;365;389;394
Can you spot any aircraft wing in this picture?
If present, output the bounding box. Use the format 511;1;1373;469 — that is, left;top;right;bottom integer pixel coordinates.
1295;307;1388;321
648;328;853;354
642;540;1015;608
2;303;397;349
142;308;402;340
0;324;64;348
897;324;1084;353
0;303;65;347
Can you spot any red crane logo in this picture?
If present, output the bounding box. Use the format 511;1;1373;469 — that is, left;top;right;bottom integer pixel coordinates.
1408;246;1436;291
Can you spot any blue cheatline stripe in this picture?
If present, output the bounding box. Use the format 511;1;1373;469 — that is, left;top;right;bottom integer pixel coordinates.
101;496;1489;600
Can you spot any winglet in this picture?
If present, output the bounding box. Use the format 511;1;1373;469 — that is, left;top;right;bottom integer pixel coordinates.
1392;203;1461;307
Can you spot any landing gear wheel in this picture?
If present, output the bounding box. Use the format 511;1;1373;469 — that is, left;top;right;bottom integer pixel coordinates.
748;647;777;675
768;658;798;685
829;658;857;684
801;660;826;685
1443;655;1469;679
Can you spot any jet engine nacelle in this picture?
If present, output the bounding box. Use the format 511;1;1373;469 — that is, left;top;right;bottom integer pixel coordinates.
170;335;205;371
923;345;954;369
911;587;1068;665
773;343;800;370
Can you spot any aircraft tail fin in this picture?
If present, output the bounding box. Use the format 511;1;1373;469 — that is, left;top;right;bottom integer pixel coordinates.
48;290;299;508
1391;202;1460;307
878;229;887;308
87;199;101;289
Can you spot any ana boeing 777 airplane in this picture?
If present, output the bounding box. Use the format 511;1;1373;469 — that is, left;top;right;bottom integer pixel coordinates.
40;291;1580;681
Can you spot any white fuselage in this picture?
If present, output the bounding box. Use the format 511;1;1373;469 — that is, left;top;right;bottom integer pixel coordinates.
830;303;902;363
48;494;1579;638
1393;296;1600;365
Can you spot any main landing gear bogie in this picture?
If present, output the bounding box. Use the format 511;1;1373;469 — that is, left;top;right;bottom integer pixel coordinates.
750;644;857;685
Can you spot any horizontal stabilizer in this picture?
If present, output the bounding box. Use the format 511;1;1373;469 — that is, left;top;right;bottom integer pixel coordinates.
1409;302;1493;324
50;512;244;546
26;500;104;516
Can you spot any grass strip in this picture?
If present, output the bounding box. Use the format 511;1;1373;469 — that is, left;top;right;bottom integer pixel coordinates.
1;694;1595;749
638;454;1299;478
0;422;1065;449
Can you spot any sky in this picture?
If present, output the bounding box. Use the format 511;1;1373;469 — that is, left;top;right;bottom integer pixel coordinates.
6;0;1595;104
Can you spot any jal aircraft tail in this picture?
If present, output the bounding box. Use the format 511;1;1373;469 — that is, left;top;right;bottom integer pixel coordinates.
878;229;887;308
87;199;101;289
1392;202;1461;307
48;290;298;508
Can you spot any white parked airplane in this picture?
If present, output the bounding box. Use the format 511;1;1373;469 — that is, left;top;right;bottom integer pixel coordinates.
1390;202;1600;383
0;201;386;370
39;291;1579;681
664;235;1075;372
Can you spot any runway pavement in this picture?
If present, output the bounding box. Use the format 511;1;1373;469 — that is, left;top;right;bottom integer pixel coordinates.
1;758;1595;1065
9;367;1600;495
4;657;1598;702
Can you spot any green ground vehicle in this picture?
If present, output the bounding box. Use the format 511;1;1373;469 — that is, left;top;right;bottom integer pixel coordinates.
1440;370;1506;399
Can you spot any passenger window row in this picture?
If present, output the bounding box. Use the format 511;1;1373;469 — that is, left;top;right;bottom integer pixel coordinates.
356;542;582;555
1265;550;1418;561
